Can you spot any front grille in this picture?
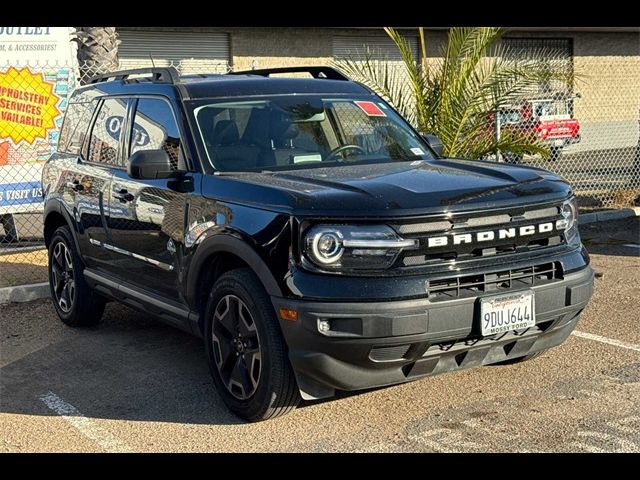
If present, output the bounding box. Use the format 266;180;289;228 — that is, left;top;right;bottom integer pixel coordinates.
391;201;566;268
426;262;563;301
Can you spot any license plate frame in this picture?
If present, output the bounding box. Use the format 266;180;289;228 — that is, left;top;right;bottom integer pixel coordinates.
479;290;535;336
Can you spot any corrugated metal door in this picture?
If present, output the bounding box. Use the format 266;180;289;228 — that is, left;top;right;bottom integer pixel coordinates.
333;35;419;61
117;29;230;73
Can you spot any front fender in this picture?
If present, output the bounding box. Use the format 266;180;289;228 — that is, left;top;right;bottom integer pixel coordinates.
185;233;284;310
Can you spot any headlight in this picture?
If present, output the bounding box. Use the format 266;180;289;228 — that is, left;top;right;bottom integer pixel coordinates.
556;197;579;244
304;224;417;270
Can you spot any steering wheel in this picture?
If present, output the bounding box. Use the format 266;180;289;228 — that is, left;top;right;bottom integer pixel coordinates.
325;144;366;162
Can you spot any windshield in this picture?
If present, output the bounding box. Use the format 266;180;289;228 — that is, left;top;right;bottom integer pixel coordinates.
190;95;434;172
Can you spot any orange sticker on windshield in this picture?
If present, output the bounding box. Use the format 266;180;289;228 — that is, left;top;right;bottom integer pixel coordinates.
354;101;386;117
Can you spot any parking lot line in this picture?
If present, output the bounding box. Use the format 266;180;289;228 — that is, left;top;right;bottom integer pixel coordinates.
39;392;133;453
572;330;640;353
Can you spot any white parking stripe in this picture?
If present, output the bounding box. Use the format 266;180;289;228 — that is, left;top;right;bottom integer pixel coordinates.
39;392;133;453
572;330;640;353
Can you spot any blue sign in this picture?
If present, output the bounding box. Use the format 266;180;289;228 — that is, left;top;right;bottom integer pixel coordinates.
0;181;42;207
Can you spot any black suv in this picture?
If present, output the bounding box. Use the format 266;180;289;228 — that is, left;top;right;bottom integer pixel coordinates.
42;66;594;421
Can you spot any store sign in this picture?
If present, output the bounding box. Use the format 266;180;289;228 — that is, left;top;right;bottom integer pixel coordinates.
0;181;42;208
0;26;76;215
0;27;75;63
0;67;60;144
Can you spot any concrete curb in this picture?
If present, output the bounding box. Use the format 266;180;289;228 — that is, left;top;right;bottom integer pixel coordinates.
580;207;640;225
0;282;50;305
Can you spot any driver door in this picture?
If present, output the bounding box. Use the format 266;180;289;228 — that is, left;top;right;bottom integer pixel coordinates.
104;97;190;303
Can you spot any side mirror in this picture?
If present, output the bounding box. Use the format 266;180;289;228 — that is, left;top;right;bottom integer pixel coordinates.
128;149;177;180
420;133;444;158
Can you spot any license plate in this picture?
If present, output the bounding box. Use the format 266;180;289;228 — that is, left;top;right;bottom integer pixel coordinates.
553;139;564;146
480;291;535;336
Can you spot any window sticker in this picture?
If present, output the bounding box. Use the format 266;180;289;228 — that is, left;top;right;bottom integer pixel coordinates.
410;147;425;156
354;101;386;117
293;154;322;164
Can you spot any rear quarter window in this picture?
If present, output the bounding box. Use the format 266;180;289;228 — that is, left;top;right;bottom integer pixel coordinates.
58;98;98;155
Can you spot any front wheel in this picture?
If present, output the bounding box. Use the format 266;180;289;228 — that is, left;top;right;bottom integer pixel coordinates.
204;268;300;421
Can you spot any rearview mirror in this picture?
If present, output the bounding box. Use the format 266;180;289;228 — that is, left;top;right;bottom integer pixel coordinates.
420;133;444;158
128;149;178;180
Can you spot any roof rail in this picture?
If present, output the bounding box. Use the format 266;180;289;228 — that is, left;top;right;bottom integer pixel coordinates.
87;67;180;85
228;66;349;81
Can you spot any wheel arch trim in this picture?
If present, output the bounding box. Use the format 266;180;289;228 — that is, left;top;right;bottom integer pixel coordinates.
186;233;283;309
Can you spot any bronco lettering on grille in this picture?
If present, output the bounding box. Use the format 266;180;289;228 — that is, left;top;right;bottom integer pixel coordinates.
426;222;555;248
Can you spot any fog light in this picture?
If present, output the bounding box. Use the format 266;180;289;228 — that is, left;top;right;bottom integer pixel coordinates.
317;319;331;333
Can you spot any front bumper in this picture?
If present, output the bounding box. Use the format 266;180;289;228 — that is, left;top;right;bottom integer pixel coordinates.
272;265;594;400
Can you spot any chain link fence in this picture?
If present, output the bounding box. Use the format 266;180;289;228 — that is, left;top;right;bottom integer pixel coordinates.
494;57;640;211
0;59;229;287
1;56;638;288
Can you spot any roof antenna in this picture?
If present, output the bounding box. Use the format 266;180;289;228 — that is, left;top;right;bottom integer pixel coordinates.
149;54;156;68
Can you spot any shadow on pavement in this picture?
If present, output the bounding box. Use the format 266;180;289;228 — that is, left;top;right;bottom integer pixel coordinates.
581;216;640;257
0;302;243;426
0;260;48;288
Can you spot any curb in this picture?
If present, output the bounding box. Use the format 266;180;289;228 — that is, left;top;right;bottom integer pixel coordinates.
0;282;50;305
580;207;640;225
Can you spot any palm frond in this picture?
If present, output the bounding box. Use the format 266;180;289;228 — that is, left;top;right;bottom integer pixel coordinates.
334;26;575;160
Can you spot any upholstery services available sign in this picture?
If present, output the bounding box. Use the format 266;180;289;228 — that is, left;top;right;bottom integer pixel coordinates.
0;26;77;214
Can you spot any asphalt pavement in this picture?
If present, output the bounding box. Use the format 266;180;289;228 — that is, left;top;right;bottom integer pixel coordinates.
1;217;638;452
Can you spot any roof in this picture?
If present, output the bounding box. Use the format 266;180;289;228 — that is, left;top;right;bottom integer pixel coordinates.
180;75;370;98
77;66;371;99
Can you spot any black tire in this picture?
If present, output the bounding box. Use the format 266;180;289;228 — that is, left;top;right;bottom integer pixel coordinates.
48;226;105;327
204;268;300;421
549;147;561;162
493;349;548;366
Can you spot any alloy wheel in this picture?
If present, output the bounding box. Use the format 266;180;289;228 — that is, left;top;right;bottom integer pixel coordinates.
51;241;75;313
211;294;262;400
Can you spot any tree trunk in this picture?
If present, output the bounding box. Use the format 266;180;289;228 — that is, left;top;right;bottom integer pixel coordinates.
73;27;120;85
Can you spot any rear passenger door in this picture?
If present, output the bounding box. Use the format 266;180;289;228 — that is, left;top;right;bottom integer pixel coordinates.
73;96;129;269
105;97;189;302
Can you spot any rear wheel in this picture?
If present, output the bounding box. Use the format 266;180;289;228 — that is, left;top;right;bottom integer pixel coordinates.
48;226;105;327
549;146;561;162
204;268;300;421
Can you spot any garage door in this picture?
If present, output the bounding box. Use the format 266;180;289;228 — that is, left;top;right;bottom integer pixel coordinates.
502;38;574;95
117;29;230;74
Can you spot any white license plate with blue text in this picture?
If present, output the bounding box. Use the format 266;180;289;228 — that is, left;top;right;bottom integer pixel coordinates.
480;291;535;336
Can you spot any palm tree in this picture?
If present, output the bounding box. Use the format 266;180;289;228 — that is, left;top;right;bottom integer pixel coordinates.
73;27;120;85
333;27;574;161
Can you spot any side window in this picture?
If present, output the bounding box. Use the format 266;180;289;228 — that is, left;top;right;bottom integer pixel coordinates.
58;100;97;155
87;97;128;166
131;98;182;171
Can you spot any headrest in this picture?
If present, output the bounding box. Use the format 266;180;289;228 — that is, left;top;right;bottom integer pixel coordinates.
213;120;239;145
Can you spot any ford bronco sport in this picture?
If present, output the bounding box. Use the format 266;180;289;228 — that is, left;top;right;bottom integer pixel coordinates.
42;66;594;421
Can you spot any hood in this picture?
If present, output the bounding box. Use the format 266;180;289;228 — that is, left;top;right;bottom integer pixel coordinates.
202;159;571;217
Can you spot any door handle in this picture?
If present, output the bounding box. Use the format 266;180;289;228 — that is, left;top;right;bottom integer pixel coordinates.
66;180;84;192
113;189;134;203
